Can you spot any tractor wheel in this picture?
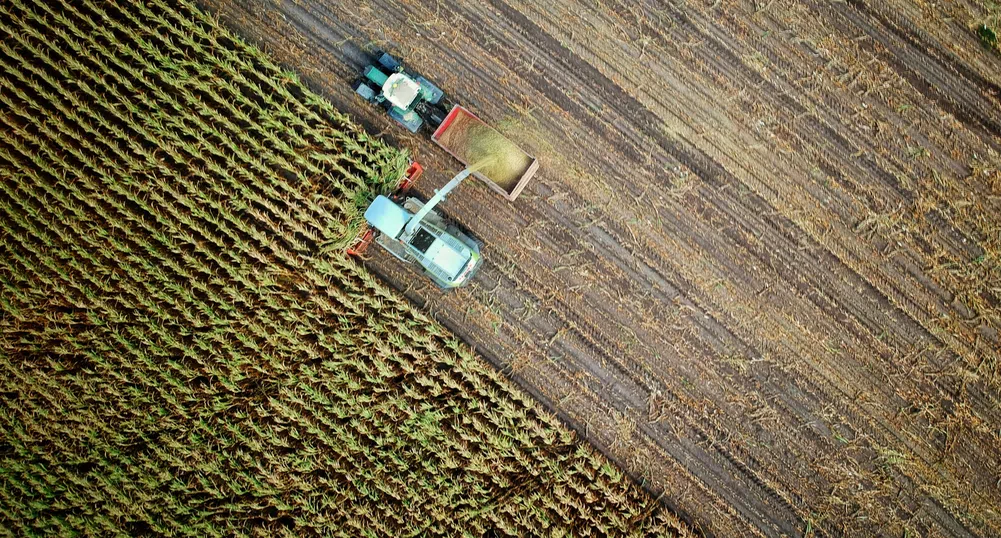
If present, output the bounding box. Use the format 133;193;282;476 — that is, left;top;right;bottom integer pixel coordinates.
352;80;376;101
374;51;401;71
425;104;448;130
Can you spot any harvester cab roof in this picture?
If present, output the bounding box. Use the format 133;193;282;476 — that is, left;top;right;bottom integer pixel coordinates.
364;194;410;238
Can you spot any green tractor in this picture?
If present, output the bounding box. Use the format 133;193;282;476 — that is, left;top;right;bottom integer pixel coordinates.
352;51;450;133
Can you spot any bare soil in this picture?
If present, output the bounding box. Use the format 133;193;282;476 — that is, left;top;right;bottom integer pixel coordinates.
199;1;1001;536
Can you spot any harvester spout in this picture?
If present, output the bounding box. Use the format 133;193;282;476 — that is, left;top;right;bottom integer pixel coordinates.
402;167;473;241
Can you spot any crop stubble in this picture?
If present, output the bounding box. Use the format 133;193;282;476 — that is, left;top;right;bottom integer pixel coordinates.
200;0;1001;536
0;0;689;535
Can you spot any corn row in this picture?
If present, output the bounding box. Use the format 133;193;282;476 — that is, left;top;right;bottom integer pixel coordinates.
0;0;685;536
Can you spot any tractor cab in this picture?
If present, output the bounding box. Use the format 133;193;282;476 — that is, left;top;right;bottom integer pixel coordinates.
353;51;447;133
382;73;421;110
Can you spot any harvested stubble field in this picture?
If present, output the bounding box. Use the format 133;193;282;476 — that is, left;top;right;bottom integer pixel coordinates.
0;0;688;535
202;0;1001;537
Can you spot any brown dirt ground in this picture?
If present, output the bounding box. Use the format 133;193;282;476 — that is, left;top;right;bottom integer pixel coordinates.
198;1;1001;536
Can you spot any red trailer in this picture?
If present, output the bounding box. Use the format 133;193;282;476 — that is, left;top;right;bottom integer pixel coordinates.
431;105;539;202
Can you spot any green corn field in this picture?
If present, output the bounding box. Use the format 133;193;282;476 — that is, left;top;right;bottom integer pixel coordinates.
0;0;686;536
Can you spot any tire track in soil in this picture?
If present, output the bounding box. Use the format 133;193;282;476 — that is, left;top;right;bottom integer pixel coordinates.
463;2;991;535
242;3;790;535
838;0;1001;147
600;0;1001;464
480;190;807;536
200;0;1001;536
270;2;816;528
